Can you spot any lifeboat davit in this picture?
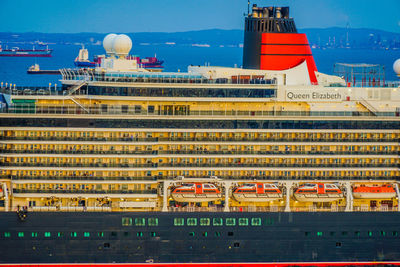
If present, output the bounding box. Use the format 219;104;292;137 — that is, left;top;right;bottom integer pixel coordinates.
171;183;222;203
232;183;283;202
353;184;396;199
294;183;343;202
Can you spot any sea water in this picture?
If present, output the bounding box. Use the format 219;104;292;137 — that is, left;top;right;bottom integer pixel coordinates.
0;44;399;87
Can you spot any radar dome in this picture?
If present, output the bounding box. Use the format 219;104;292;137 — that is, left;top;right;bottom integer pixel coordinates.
103;33;117;54
112;34;132;57
394;59;400;75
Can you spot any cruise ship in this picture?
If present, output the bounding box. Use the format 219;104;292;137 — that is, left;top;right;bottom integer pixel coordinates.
1;4;400;266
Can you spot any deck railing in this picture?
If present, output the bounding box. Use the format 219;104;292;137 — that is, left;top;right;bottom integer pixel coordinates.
1;104;400;117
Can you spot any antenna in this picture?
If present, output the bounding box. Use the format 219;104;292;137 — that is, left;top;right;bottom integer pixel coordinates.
247;0;250;15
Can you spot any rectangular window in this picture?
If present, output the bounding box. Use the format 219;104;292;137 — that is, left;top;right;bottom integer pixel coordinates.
226;218;236;226
189;232;195;236
174;218;185;226
380;231;386;236
150;232;156;237
148;218;158;226
137;232;143;237
84;232;90;237
134;218;146;226
122;217;132;226
148;105;155;113
393;231;398;237
71;232;77;237
187;218;197;226
238;218;248;226
58;232;64;237
44;232;51;237
98;232;104;237
213;218;223;226
251;218;262;226
31;232;38;237
368;231;373;237
134;105;142;114
18;232;24;237
355;231;360;237
317;232;323;237
200;218;210;226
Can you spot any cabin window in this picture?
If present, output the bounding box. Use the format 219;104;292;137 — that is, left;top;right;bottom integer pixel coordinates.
355;231;360;237
98;232;104;237
32;232;38;237
111;232;117;237
134;105;142;114
18;232;24;237
44;232;51;237
330;231;336;236
215;232;221;237
200;218;210;226
137;232;143;237
380;231;386;236
174;218;185;226
266;218;274;225
187;218;197;226
189;232;195;236
251;218;262;226
336;242;342;248
213;218;223;226
226;218;236;226
317;232;323;236
84;232;90;237
4;232;10;238
305;232;310;236
148;105;155;113
58;232;64;237
122;217;132;226
393;231;398;237
134;218;146;226
368;231;373;237
148;218;158;226
71;232;77;237
238;218;248;226
150;232;156;237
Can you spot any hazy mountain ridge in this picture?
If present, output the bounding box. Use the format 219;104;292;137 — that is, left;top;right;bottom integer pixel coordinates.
0;28;399;49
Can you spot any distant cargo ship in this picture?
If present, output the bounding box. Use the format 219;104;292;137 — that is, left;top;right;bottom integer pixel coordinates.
27;64;60;75
74;45;163;71
0;45;52;57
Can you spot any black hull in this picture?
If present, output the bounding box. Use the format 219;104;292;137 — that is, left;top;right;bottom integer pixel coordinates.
1;212;400;264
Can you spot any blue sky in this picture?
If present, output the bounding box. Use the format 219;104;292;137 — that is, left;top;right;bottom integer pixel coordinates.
0;0;399;33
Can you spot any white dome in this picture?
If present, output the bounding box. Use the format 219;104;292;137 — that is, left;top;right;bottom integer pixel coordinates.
112;34;132;57
394;59;400;75
103;33;117;54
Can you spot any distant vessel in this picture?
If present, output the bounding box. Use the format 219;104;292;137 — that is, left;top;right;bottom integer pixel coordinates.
74;46;163;71
27;64;60;75
0;45;52;57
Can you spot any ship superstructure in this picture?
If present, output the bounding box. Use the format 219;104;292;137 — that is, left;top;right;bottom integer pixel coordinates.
1;4;400;265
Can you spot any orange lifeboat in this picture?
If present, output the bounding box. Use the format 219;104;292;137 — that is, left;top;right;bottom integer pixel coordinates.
232;183;283;202
294;183;343;202
171;183;222;203
353;184;396;199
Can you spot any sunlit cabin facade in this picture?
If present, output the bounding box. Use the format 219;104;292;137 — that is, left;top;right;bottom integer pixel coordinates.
1;64;400;213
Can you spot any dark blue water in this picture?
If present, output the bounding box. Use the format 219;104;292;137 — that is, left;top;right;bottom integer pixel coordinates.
0;44;399;87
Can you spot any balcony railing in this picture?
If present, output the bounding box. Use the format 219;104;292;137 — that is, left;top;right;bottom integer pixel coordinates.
1;136;398;143
13;189;157;194
1;104;400;117
3;162;397;168
2;175;398;181
1;149;398;156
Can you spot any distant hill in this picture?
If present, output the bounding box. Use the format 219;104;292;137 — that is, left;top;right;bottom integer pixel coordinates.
0;28;399;49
